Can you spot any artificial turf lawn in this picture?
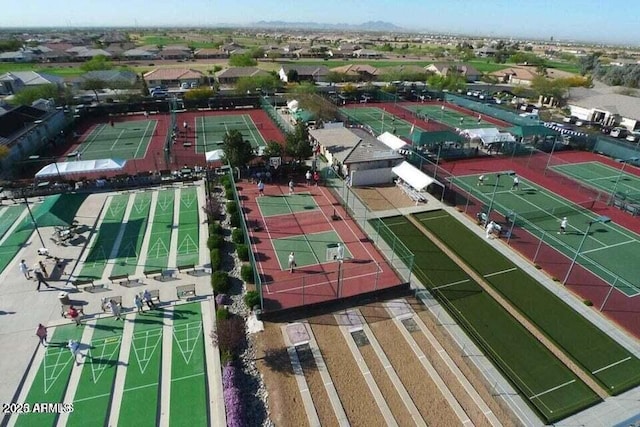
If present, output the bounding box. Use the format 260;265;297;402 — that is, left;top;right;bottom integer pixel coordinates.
414;209;640;395
377;216;601;423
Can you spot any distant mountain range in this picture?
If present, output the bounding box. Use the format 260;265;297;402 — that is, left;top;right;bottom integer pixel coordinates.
250;20;405;32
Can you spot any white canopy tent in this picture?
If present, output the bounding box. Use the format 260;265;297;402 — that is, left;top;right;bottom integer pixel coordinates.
35;158;127;179
392;161;443;191
205;149;225;162
461;127;516;147
377;132;410;151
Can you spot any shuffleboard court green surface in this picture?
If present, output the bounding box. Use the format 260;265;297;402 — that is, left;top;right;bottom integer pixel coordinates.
176;188;199;267
111;192;152;276
145;189;174;269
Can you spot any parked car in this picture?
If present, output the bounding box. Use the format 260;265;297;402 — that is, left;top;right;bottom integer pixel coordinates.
180;82;190;89
190;82;198;89
610;127;628;138
626;131;640;142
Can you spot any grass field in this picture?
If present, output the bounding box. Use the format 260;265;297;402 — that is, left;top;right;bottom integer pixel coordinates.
414;210;640;395
450;173;640;296
377;215;600;423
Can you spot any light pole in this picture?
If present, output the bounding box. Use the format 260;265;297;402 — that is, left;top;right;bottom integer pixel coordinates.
485;170;515;225
22;189;47;249
563;215;611;285
611;157;639;201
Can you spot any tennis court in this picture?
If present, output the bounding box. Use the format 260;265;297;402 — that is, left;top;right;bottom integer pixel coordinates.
377;215;601;423
415;210;640;395
194;114;266;153
339;107;417;138
77;120;157;161
550;160;640;202
450;173;640;296
404;104;503;130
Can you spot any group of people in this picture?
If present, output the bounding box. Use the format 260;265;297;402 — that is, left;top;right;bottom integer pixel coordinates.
19;259;51;291
476;174;520;191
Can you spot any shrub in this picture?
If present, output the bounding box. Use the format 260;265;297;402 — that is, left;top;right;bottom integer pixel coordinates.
216;293;231;306
225;187;234;200
212;271;230;294
210;249;221;270
207;234;223;250
230;212;241;228
244;290;260;309
211;315;246;359
226;201;238;215
209;221;223;236
222;362;238;389
232;228;244;244
223;386;245;427
534;264;542;269
220;175;230;186
216;307;230;321
236;244;249;261
241;264;254;283
583;299;593;306
203;197;222;219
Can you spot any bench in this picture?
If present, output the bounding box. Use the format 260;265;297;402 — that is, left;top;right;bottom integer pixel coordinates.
144;268;175;280
101;295;123;312
147;289;161;304
108;274;129;284
72;278;94;291
176;284;196;300
177;264;196;273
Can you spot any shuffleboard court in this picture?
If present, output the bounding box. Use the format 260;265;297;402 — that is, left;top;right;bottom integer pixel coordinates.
118;310;165;427
76;120;157;161
404;104;503;129
66;318;124;426
145;189;175;269
176;188;199;267
451;173;640;296
169;303;208;426
110;192;152;277
194;114;266;153
15;325;85;427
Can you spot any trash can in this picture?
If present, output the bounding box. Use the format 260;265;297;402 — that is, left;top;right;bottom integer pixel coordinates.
58;292;70;305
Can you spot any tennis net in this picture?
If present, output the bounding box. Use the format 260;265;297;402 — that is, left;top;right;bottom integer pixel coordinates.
89;127;153;141
513;199;596;223
197;123;262;133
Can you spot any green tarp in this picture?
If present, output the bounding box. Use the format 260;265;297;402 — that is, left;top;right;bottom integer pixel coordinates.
412;130;464;146
507;125;559;138
17;193;88;231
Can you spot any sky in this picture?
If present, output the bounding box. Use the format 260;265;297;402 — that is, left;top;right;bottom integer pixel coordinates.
1;0;639;45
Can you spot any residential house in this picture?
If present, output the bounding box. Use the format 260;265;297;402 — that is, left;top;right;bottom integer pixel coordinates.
74;70;138;89
122;48;158;61
75;48;111;60
425;63;481;82
160;49;192;60
143;68;205;88
475;46;498;58
0;71;64;95
490;67;538;86
194;48;227;59
294;46;330;59
216;67;269;86
221;42;244;55
308;126;403;185
567;86;640;130
330;64;380;82
0;50;35;63
353;49;383;59
278;65;329;83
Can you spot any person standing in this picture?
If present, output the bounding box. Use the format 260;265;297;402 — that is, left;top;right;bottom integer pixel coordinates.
38;260;48;278
67;339;81;366
143;289;157;309
511;175;520;191
19;259;31;279
313;171;320;187
36;324;48;347
559;217;568;235
477;174;485;186
33;264;51;291
183;120;188;130
109;299;123;321
305;170;312;186
288;179;294;195
134;294;144;314
68;306;81;326
288;252;296;273
257;180;265;197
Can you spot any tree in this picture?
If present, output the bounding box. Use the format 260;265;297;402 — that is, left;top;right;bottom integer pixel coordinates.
290;82;316;95
266;50;281;62
286;69;299;83
262;141;283;159
80;55;113;72
9;84;61;106
249;47;265;59
0;39;22;53
285;123;312;164
229;54;257;67
222;130;255;168
81;78;107;101
184;88;215;102
235;74;281;95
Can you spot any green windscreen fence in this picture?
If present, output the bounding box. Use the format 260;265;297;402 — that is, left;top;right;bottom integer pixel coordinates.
444;93;539;127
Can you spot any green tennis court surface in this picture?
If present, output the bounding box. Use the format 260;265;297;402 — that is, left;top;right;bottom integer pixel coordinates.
118;310;165;427
415;210;640;395
377;215;600;423
195;114;266;153
170;303;208;426
404;104;502;129
78;120;157;161
15;325;85;427
339;107;417;138
550;161;640;202
273;230;351;270
176;188;200;266
111;192;152;277
451;173;640;296
256;192;318;217
79;194;131;279
145;190;175;269
67;318;124;426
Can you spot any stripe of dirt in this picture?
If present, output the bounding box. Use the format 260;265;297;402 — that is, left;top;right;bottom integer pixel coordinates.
255;322;308;427
308;314;386;427
360;304;461;425
414;308;521;426
358;337;415;426
296;339;338;426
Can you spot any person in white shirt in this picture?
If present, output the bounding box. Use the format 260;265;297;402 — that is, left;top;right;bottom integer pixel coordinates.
511;175;520;191
477;174;485;186
288;252;296;273
559;217;568;234
19;259;31;279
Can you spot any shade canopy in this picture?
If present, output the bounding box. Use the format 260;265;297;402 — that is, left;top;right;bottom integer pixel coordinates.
205;149;225;162
17;193;88;231
392;161;443;191
377;132;409;151
35;158;127;178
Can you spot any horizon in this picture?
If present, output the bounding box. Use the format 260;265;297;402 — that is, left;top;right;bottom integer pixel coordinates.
0;0;639;46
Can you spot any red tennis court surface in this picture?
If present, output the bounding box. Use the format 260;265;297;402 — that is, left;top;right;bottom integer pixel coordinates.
440;150;640;338
239;180;405;312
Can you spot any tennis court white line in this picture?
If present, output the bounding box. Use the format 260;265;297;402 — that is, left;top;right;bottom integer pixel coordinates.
591;356;632;375
123;381;158;393
73;391;112;403
280;195;321;266
137;119;156;160
528;379;575;400
417;214;451;222
171;372;204;382
266;270;381;294
483;268;517;278
80;123;108;153
380;221;407;227
432;279;471;291
580;239;636;255
110;128;127;151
